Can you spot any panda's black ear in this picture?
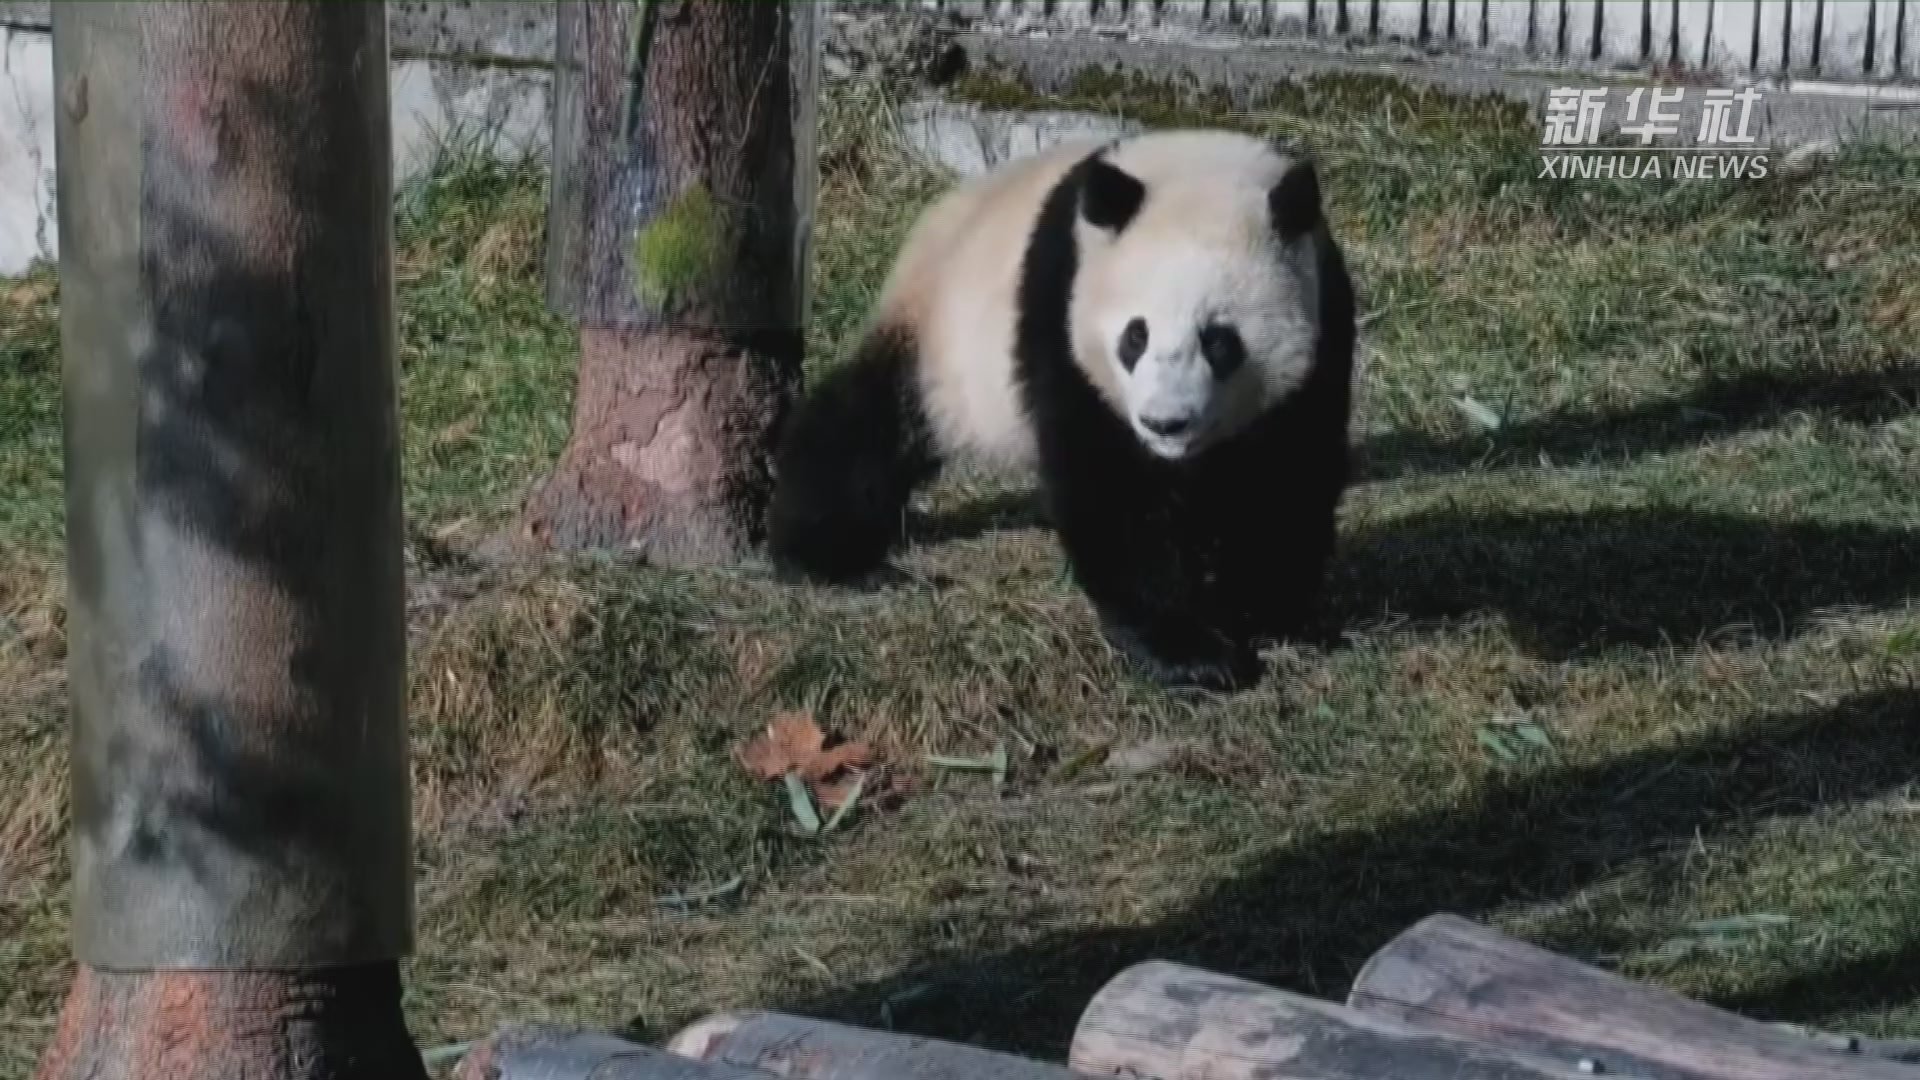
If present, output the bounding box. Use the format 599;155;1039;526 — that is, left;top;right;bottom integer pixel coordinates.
1269;158;1321;242
1081;157;1146;232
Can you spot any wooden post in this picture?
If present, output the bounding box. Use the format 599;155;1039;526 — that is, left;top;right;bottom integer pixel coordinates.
1069;960;1587;1080
1347;914;1920;1080
667;1010;1089;1080
37;3;421;1077
515;0;819;566
453;1027;778;1080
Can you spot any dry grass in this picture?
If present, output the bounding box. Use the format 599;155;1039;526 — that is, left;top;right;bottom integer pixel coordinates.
0;543;67;1066
2;68;1920;1077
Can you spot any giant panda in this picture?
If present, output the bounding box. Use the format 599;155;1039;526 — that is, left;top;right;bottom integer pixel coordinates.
767;128;1356;691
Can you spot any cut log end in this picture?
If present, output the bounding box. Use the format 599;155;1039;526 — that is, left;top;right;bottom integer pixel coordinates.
663;1011;753;1061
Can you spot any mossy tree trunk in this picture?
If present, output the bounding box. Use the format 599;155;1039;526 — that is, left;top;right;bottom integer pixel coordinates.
519;0;816;566
39;3;422;1077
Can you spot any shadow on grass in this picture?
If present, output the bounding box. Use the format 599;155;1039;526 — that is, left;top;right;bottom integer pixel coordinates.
737;374;1920;1050
906;490;1048;545
910;498;1919;660
906;365;1918;552
1335;508;1920;657
773;686;1920;1058
1712;939;1920;1030
1356;366;1920;485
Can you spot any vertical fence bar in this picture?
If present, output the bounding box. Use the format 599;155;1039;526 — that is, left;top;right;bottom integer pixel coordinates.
1377;0;1426;42
1822;0;1875;76
1487;0;1535;53
1902;0;1919;76
1596;0;1648;64
1675;0;1714;72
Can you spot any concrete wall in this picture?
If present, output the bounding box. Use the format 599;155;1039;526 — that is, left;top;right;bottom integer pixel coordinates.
0;3;555;276
1;26;55;277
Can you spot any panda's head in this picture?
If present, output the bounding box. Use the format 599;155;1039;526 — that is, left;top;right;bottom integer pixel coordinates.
1067;131;1328;461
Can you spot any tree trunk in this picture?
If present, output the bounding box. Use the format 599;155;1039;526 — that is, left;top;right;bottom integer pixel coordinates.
518;324;796;564
36;967;423;1080
41;2;421;1076
517;0;817;566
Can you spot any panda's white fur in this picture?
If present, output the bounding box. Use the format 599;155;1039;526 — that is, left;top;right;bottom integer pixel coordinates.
768;128;1356;691
892;137;1100;473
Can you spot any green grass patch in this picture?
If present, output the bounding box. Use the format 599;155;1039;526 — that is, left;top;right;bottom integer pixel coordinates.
0;271;63;550
3;69;1919;1077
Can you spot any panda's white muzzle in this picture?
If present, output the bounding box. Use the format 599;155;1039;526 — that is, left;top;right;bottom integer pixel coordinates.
1129;352;1215;459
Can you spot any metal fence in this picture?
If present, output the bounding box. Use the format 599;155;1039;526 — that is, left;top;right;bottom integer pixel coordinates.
918;1;1920;83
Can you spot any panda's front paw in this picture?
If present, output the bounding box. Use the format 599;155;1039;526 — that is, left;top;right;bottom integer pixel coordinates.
1145;652;1258;692
1099;617;1260;693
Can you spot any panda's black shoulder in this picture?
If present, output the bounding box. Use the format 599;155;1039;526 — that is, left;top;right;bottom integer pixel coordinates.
1007;149;1151;484
1011;151;1104;372
1011;147;1151;383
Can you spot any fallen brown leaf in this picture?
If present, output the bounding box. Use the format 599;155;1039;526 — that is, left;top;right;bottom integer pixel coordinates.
737;711;820;779
812;776;862;812
802;739;874;782
736;710;877;794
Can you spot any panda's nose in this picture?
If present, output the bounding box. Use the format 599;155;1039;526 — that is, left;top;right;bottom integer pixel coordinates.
1141;414;1192;437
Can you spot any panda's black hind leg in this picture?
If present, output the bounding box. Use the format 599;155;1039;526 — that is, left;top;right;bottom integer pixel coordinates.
767;325;939;585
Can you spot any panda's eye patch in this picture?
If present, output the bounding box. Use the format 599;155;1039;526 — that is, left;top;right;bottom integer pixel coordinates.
1117;317;1149;371
1199;323;1246;377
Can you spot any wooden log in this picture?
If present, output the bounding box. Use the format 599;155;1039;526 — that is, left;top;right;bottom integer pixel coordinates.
666;1010;1087;1080
1770;1025;1920;1064
1347;913;1920;1080
453;1026;777;1080
1068;960;1587;1080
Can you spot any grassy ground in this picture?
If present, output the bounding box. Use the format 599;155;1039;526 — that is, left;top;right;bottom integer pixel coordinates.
3;70;1919;1074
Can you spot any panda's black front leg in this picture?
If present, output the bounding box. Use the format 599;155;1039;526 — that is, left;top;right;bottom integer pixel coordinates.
1044;483;1259;692
1093;602;1260;692
1208;510;1337;650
